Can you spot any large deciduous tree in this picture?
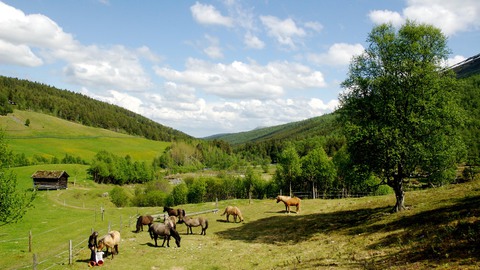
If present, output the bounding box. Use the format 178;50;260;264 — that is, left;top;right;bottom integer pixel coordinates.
339;21;465;212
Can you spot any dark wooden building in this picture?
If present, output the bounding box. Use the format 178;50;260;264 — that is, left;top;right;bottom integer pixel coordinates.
32;170;69;190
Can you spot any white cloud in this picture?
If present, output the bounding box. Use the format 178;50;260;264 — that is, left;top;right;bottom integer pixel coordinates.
190;2;233;27
304;21;324;32
445;55;466;67
63;45;153;91
244;32;265;49
0;40;43;66
154;58;326;99
203;35;223;59
369;0;480;36
0;2;153;92
260;15;306;49
308;43;365;66
368;10;404;27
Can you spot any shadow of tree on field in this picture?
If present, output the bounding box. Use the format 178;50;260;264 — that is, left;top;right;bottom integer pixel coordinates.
363;195;480;268
215;205;390;244
216;195;480;267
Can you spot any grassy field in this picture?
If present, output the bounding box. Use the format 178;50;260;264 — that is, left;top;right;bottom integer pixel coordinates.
1;164;479;270
0;110;170;162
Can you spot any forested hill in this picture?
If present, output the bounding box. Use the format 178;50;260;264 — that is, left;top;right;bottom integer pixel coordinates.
0;76;192;141
206;113;341;145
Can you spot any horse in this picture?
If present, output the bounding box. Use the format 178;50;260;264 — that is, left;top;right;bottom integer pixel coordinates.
180;216;208;235
148;222;181;248
163;206;186;219
165;215;178;230
276;195;301;214
221;206;244;222
135;215;154;233
97;230;121;259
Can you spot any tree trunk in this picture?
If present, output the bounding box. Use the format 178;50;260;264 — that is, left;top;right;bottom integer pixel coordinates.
312;181;316;199
392;175;405;212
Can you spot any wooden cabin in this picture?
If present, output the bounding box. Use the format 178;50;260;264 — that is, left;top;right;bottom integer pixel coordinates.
32;170;69;190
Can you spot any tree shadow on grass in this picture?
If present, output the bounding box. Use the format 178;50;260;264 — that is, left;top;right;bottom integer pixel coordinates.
216;195;480;267
363;195;480;267
215;205;391;244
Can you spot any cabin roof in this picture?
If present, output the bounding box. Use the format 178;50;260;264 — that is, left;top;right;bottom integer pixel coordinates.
31;170;69;179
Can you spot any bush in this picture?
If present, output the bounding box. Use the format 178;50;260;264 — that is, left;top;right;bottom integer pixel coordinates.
109;186;130;207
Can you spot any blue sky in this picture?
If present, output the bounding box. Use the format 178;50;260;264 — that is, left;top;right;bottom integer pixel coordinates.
0;1;479;138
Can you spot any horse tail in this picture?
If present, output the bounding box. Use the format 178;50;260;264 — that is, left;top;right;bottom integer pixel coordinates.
204;219;209;230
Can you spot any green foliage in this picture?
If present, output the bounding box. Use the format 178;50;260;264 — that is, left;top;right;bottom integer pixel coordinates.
301;146;336;196
340;21;466;210
131;180;170;207
0;131;35;225
109;186;130;207
88;150;154;184
168;183;188;206
187;178;207;203
275;143;302;195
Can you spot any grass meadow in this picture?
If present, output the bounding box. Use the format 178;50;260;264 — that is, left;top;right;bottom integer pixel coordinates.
1;164;479;270
1;110;169;162
1;111;479;269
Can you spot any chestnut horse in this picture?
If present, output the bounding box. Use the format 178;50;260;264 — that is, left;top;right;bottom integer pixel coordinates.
276;195;301;214
135;215;154;233
221;206;244;222
163;206;186;219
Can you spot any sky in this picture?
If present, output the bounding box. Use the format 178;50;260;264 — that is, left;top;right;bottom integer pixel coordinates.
0;1;479;138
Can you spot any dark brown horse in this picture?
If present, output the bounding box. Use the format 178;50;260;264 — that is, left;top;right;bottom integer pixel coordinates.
148;222;181;247
163;206;186;219
135;215;154;233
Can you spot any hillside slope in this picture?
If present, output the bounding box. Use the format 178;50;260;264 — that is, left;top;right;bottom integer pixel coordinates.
207;113;341;145
0;110;169;162
0;76;192;141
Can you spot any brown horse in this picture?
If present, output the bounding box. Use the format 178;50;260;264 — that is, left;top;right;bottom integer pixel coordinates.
276;195;301;214
163;206;186;219
221;206;244;222
135;215;154;233
97;231;121;259
148;222;181;248
179;216;208;235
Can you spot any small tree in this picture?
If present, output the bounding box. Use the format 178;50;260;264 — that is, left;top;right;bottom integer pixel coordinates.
301;146;336;199
339;21;465;212
0;131;35;225
275;143;301;196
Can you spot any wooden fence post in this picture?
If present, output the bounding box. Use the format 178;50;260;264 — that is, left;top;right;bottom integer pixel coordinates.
32;253;37;270
29;231;32;252
69;240;73;265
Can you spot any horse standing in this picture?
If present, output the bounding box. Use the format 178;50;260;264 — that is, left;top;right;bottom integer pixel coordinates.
221;206;244;222
148;222;181;247
165;215;178;230
180;216;208;235
97;230;121;259
276;195;301;214
135;215;154;233
163;206;186;219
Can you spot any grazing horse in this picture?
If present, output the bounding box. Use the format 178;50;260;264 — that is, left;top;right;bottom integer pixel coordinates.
221;206;244;222
276;195;301;214
163;206;186;219
148;222;181;247
97;231;121;259
180;216;208;235
135;215;154;233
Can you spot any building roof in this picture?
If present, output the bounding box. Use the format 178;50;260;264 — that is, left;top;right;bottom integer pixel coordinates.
31;170;69;179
